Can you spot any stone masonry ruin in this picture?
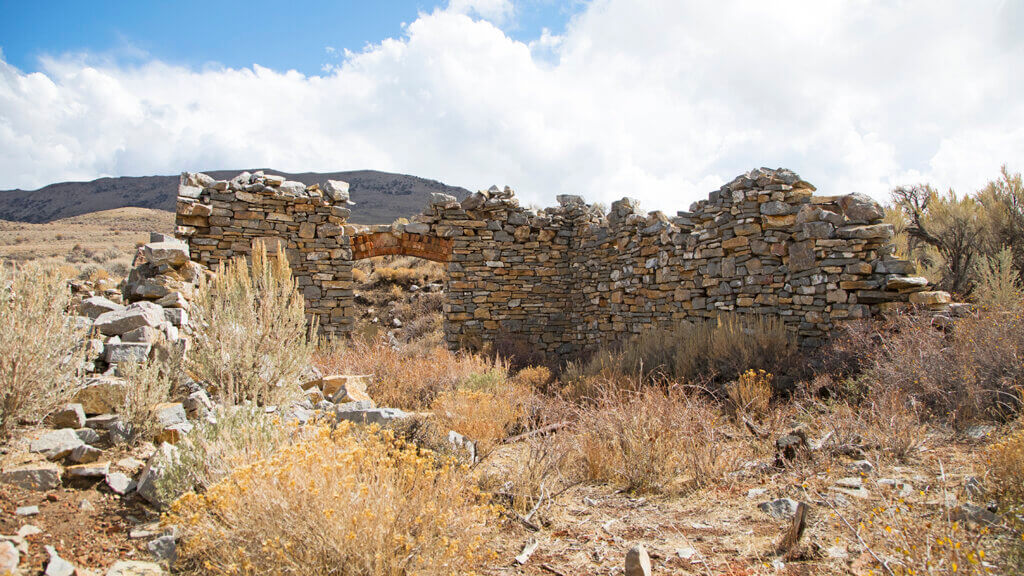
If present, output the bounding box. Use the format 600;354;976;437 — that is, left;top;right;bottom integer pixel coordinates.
174;168;953;360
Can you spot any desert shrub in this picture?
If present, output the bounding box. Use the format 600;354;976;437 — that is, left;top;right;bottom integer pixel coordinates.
850;496;997;575
863;310;1024;427
573;384;741;493
480;433;580;519
316;337;500;410
169;423;496;576
725;369;772;418
590;313;799;385
371;266;420;287
973;247;1023;309
432;380;526;460
187;241;314;406
515;365;554;393
0;263;88;438
351;267;368;284
988;425;1024;505
77;264;109;282
154;405;287;507
118;349;180;443
863;387;927;462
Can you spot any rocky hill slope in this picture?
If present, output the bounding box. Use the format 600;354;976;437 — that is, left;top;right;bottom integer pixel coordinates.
0;170;470;224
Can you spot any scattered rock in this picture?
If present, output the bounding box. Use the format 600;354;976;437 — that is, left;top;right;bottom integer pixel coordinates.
847;460;874;474
1;463;62;490
30;428;84;460
147;534;177;562
68;444;104;464
143;241;190;267
66;461;111;479
94;302;166;337
953;503;998;528
105;342;152;364
746;488;767;499
79;296;124;319
75;379;128;415
625;544;652;576
44;545;76;576
963;425;996;440
49;404;87;429
74;427;102;445
334;406;409;426
136;444;178;507
105;472;134;495
758;498;800;520
80;498;96;512
15;505;39;516
18;524;42;538
0;540;19;574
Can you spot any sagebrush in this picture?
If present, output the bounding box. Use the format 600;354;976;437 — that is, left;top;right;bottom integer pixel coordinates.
0;263;88;438
187;242;315;406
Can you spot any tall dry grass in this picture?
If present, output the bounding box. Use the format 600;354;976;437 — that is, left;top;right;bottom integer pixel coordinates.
169;422;496;576
0;263;88;438
118;348;181;443
315;337;501;410
573;382;743;493
188;241;314;407
581;313;799;385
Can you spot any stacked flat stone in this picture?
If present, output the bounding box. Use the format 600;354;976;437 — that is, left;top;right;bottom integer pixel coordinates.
175;171;356;337
176;168;951;359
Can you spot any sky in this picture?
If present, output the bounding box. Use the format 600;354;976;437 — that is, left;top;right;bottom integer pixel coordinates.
0;0;1021;212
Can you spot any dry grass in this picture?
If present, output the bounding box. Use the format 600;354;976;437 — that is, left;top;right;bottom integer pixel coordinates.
860;308;1024;428
169;422;497;576
431;382;527;460
573;382;743;493
315;337;501;410
188;241;314;407
118;349;180;443
0;263;89;438
583;313;800;385
726;368;773;418
0;207;171;278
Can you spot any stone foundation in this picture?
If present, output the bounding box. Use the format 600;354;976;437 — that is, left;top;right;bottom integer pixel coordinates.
176;168;945;359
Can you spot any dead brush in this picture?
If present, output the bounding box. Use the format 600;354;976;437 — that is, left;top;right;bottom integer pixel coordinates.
725;369;773;419
315;336;501;410
118;346;181;444
479;432;580;523
431;379;527;460
572;382;743;493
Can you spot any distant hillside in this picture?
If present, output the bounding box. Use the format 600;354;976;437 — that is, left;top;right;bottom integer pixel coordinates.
0;169;471;224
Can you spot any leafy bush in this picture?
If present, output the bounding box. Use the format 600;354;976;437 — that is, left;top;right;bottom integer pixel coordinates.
0;264;88;438
187;241;314;406
169;423;496;576
153;405;287;507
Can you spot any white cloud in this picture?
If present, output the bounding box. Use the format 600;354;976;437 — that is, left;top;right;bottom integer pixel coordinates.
446;0;515;25
1;0;1022;214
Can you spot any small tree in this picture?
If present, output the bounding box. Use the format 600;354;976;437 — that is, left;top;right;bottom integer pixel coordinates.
187;242;315;406
0;264;88;438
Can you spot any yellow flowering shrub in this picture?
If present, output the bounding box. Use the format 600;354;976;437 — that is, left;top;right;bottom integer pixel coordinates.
169;422;497;576
431;381;526;460
725;369;772;418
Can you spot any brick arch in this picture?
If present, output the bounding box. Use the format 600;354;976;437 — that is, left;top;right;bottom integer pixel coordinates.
350;231;453;263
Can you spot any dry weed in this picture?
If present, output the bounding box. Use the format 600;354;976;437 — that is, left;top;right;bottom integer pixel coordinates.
118;348;180;443
0;263;88;438
574;384;741;493
726;369;773;418
169;422;496;576
431;381;526;460
315;337;500;410
187;241;314;407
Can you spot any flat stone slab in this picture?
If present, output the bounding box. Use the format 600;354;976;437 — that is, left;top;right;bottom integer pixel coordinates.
1;463;62;490
30;428;84;460
94;302;165;336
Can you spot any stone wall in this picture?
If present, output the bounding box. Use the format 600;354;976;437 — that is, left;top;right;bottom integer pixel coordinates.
175;168;951;360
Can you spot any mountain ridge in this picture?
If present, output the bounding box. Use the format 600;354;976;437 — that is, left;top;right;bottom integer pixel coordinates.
0;169;471;224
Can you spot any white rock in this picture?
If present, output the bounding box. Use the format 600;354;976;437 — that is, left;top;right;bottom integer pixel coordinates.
30;429;84;460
